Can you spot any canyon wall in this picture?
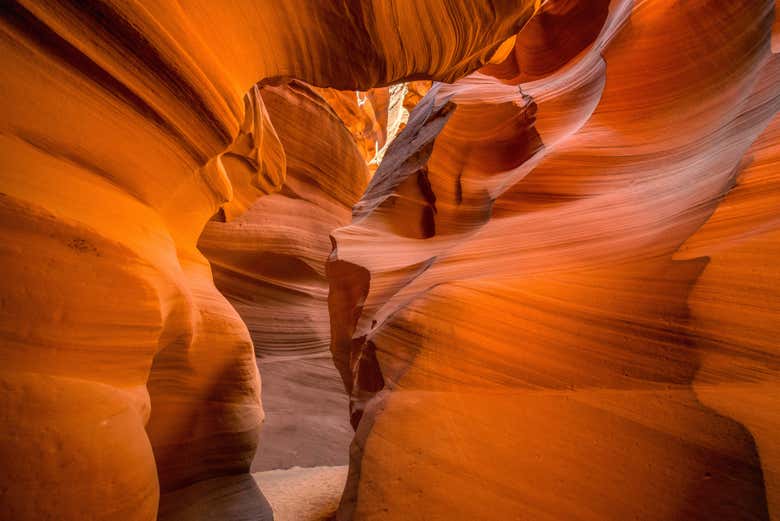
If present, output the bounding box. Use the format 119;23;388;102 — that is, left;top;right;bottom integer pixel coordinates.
329;0;780;519
198;81;369;472
0;1;778;520
0;1;534;519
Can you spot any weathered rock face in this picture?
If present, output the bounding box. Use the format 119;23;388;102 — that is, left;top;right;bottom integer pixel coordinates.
0;1;534;520
1;1;778;521
314;82;433;176
199;81;370;361
328;1;780;519
198;81;370;474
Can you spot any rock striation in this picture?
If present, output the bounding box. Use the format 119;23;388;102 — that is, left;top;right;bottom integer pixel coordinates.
198;81;369;474
0;1;534;520
0;1;778;521
199;81;370;360
328;1;780;519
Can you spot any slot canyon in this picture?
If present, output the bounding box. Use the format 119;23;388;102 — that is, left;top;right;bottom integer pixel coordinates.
0;1;778;520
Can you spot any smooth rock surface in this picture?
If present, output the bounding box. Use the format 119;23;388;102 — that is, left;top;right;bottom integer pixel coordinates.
1;2;778;521
252;357;352;472
328;1;780;519
0;1;535;519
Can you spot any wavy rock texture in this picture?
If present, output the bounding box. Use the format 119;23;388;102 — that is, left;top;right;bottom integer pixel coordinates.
0;1;534;520
329;1;780;519
313;87;390;173
315;82;433;175
198;81;369;473
2;1;778;520
199;81;369;361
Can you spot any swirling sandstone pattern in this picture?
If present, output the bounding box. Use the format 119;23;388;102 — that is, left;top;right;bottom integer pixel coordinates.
198;81;368;474
0;1;534;520
329;0;780;519
1;1;778;520
199;81;369;360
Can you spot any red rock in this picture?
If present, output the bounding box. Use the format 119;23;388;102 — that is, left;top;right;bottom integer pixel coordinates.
328;1;780;519
1;1;778;520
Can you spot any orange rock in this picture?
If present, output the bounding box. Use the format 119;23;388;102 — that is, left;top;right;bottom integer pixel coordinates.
329;0;779;519
199;81;370;360
313;87;389;173
2;1;778;520
0;1;534;520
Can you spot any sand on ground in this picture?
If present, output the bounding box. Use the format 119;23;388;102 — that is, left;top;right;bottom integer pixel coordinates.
253;465;349;521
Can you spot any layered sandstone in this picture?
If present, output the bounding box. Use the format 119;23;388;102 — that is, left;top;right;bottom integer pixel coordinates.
197;81;368;473
329;1;780;519
1;1;778;521
0;1;534;520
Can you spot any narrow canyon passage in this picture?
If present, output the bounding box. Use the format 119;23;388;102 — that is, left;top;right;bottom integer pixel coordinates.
1;2;779;521
196;80;428;519
195;81;375;519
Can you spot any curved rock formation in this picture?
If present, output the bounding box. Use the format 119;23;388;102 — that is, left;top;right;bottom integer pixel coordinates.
679;109;780;519
2;1;778;520
198;81;369;473
0;1;535;520
199;81;369;360
329;0;780;519
315;82;433;175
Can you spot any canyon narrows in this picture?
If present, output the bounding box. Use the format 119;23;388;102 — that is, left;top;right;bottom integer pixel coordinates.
1;2;778;521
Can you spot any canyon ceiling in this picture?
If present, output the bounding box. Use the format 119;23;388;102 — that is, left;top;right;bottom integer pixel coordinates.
0;1;778;520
